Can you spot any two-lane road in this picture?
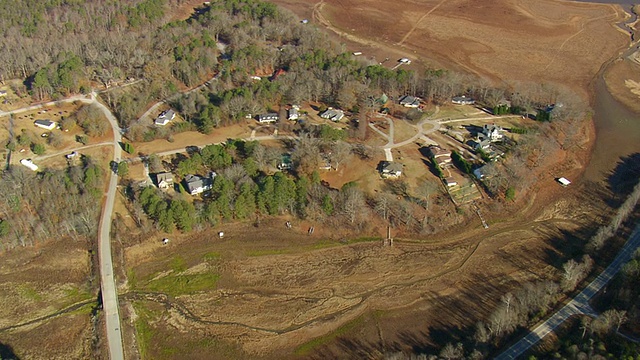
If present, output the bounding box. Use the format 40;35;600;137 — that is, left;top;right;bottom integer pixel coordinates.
496;223;640;360
93;95;125;360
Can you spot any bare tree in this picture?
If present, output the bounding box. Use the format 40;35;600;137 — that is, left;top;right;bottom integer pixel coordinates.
439;343;463;360
328;141;351;171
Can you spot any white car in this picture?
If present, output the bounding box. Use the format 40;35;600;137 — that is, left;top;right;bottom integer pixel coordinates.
399;58;411;64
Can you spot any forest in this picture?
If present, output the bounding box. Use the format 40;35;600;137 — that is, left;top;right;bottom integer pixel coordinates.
0;158;104;249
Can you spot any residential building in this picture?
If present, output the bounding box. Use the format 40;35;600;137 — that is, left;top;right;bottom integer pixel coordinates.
452;96;475;105
444;176;458;187
156;172;174;190
257;113;279;123
287;107;299;121
399;95;421;108
427;145;452;167
278;154;292;170
379;161;403;178
34;119;57;130
155;109;176;126
320;108;344;122
473;166;486;180
183;174;213;195
482;124;504;142
473;137;491;151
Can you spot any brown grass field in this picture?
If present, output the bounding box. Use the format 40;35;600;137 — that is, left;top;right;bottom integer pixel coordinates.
278;0;628;96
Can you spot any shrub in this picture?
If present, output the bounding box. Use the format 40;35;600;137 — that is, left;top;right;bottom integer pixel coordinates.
31;143;45;155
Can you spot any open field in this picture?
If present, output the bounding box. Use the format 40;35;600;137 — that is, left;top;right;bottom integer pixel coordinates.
119;187;608;358
274;0;627;96
603;56;640;114
0;240;98;359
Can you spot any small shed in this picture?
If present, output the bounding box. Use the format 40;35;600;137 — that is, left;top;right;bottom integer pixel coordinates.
556;177;571;187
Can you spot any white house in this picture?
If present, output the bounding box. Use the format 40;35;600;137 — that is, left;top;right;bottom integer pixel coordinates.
399;95;421;108
156;172;174;190
184;174;213;195
155;109;176;126
380;161;403;178
257;113;279;123
287;107;299;121
34;119;57;130
320;108;344;122
452;96;475;105
482;124;503;142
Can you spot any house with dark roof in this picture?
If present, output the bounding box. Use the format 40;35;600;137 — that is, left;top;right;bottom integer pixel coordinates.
482;124;503;142
156;172;174;190
184;174;213;195
257;113;279;123
320;108;344;122
155;109;176;126
399;95;421;108
379;161;403;178
34;119;56;130
278;154;292;170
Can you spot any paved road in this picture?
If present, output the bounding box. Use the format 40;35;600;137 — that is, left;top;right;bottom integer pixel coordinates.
92;93;125;360
496;223;640;360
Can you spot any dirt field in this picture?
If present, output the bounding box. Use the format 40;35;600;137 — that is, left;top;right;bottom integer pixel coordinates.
119;184;609;359
0;240;99;359
603;56;640;113
275;0;628;97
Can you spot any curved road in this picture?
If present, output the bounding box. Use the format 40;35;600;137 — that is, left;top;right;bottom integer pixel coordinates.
496;223;640;360
1;92;125;359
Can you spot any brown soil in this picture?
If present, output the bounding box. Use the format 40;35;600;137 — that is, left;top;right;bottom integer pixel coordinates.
0;240;99;359
121;185;606;359
603;56;640;113
278;0;627;96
